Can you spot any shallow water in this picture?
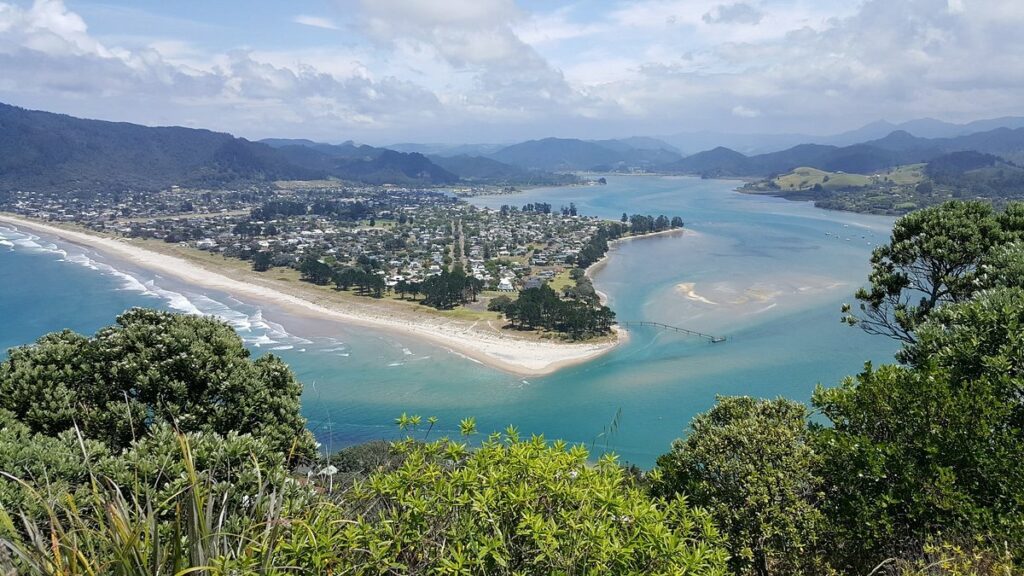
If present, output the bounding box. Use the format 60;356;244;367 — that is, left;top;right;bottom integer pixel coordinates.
0;175;898;465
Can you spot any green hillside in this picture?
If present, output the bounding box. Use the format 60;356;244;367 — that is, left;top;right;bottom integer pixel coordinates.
772;164;925;192
773;167;873;190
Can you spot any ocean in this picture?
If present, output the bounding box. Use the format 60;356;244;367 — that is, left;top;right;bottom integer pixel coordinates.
0;175;898;466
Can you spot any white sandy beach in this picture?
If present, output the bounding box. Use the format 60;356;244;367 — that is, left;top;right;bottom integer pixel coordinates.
0;214;622;376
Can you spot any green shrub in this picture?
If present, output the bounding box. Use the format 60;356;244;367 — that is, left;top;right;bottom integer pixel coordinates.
2;430;729;575
0;308;316;459
653;396;825;576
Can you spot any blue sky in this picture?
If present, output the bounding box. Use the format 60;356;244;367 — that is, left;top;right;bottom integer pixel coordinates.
0;0;1020;144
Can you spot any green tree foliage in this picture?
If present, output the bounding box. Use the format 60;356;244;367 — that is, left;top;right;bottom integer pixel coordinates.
815;291;1024;572
2;429;729;575
891;542;1016;576
629;214;681;234
575;223;624;268
0;309;315;459
420;268;482;309
299;254;333;285
653;397;825;576
0;418;292;529
0;408;107;519
331;432;729;575
503;284;615;339
334;267;385;297
251;250;272;272
977;241;1024;290
0;429;309;576
844;201;1005;343
562;269;599;303
395;279;422;300
486;294;513;312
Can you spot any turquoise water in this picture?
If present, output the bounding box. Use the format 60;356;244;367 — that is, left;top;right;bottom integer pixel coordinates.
0;175;898;466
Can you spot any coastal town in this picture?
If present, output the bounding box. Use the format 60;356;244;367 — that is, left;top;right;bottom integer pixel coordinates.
1;183;684;341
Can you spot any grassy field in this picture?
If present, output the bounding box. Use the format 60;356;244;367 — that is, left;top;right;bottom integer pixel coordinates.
874;163;926;185
772;164;926;192
773;167;872;191
549;269;573;292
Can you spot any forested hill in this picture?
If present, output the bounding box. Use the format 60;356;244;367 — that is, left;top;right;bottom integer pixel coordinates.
264;138;578;186
665;127;1024;177
264;140;459;186
0;103;324;192
0;103;461;192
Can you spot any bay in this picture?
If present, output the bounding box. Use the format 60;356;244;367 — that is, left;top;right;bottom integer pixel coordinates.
0;175;898;466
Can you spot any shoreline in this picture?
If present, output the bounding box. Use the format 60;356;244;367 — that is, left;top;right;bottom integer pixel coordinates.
0;214;620;377
585;228;694;306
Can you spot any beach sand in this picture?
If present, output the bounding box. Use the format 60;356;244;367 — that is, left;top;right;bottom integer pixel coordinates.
0;214;621;376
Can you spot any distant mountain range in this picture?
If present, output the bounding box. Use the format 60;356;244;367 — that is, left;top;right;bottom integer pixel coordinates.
0;103;570;192
486;137;681;172
424;127;1024;177
0;103;471;192
261;138;576;187
3;101;1024;193
666;128;1024;178
259;138;459;186
658;116;1024;156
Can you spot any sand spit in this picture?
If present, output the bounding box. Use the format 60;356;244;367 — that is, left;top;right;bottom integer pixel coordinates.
0;214;621;376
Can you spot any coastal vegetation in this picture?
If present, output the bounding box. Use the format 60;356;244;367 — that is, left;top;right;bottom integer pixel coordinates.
3;200;1024;574
496;284;616;340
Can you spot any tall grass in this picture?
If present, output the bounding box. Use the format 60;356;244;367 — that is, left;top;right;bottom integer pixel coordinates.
0;432;310;575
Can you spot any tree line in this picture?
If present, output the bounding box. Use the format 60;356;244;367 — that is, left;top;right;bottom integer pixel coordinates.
251;198;373;221
621;212;684;234
299;254;483;310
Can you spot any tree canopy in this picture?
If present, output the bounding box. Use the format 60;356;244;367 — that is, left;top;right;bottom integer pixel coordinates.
0;308;315;459
844;201;1005;343
501;284;615;339
654;397;825;576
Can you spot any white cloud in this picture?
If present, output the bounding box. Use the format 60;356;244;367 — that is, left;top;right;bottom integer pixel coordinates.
0;0;447;139
703;3;764;25
292;15;338;30
2;0;1024;141
731;105;761;118
513;8;607;46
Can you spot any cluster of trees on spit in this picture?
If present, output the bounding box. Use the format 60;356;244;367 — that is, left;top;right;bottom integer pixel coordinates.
488;283;616;340
498;201;579;216
4;201;1024;574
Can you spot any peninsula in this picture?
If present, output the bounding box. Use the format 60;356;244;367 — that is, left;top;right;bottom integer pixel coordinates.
0;193;682;375
0;213;619;375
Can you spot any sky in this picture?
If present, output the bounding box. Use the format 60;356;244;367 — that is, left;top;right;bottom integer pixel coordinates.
0;0;1021;144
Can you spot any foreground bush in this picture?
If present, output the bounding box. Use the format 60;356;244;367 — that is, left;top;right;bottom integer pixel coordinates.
653;397;825;576
0;308;315;459
336;432;728;574
1;430;729;575
816;290;1024;572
